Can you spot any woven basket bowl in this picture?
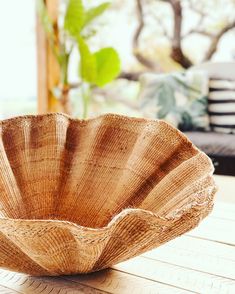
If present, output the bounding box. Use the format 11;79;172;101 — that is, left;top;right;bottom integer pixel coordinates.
0;113;216;276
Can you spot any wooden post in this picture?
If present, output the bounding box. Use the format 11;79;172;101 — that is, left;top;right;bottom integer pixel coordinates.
36;0;61;114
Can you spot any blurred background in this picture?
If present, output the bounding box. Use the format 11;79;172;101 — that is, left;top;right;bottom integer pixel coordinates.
1;0;235;117
0;0;235;185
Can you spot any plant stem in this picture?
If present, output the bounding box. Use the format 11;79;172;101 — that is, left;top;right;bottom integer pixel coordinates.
61;52;69;85
82;83;91;119
60;51;72;114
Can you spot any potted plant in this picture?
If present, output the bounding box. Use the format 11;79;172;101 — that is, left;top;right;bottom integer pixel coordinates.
37;0;121;117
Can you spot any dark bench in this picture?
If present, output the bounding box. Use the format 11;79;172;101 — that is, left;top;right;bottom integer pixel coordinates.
185;131;235;176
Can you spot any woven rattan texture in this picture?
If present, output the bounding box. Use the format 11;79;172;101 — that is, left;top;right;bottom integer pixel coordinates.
0;113;216;276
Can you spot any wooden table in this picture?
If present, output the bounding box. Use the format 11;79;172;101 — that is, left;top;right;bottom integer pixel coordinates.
0;199;235;293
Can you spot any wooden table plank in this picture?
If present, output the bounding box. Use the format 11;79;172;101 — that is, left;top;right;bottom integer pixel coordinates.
0;284;20;294
0;268;192;294
65;268;192;294
188;217;235;245
114;256;235;294
0;269;106;294
160;235;235;262
214;175;235;204
143;237;235;279
211;201;235;222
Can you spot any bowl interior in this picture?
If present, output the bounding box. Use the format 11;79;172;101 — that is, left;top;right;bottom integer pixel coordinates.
0;114;213;228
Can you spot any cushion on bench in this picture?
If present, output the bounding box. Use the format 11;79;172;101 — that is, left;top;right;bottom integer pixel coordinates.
138;71;210;131
208;78;235;134
185;131;235;156
185;131;235;176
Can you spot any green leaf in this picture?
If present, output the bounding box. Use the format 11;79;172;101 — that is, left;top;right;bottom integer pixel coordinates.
190;96;208;116
64;0;85;37
37;0;54;38
84;2;110;27
94;47;121;87
156;83;176;119
179;111;193;131
77;37;97;83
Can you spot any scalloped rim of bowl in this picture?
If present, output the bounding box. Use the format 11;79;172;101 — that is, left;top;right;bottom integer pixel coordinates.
0;112;217;231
